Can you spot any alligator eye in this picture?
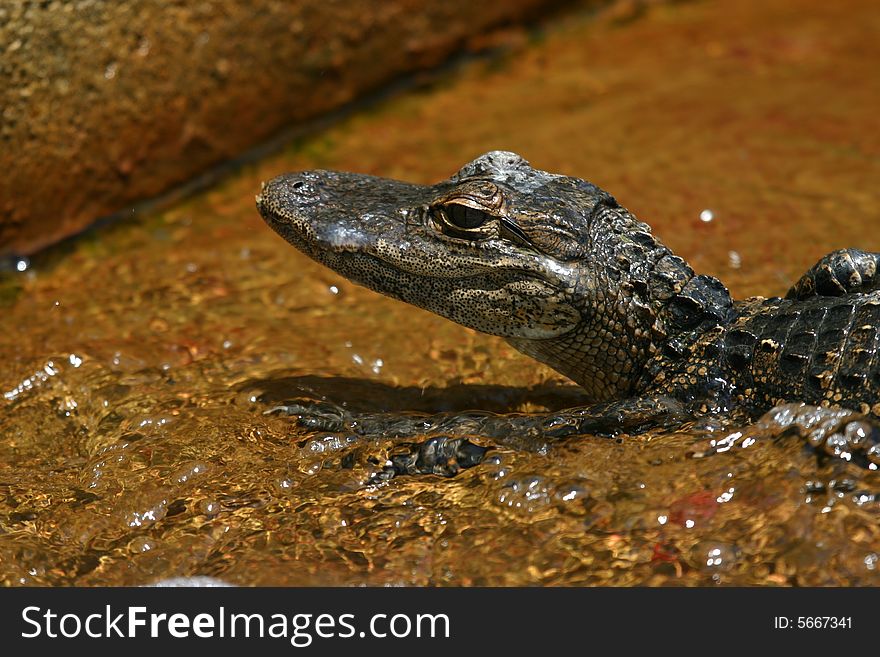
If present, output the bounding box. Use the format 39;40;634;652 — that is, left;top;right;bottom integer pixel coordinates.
443;203;492;230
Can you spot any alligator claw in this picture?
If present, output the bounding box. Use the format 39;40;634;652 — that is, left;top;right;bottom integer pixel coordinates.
264;401;351;432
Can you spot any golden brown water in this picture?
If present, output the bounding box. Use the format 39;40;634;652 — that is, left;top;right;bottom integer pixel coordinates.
2;0;880;586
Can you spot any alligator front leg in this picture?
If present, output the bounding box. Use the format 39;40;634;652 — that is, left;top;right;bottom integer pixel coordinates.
266;394;689;445
786;248;880;300
267;395;689;479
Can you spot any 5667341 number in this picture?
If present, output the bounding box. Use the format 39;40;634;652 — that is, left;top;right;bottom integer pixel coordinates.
774;617;852;629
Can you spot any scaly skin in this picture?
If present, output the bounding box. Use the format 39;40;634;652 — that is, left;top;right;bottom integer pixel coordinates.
256;151;880;474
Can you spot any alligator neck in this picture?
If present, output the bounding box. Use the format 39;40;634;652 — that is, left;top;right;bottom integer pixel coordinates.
507;203;735;400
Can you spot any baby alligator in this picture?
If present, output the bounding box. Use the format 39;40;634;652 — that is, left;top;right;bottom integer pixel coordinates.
256;151;880;474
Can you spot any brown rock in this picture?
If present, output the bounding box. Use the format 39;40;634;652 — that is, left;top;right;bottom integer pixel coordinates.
0;0;573;256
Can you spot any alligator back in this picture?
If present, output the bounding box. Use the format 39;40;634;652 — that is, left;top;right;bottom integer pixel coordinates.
648;292;880;417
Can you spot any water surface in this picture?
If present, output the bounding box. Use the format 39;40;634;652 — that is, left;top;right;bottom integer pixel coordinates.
2;0;879;585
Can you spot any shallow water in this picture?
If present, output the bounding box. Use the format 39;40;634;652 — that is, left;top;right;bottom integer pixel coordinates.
2;0;880;586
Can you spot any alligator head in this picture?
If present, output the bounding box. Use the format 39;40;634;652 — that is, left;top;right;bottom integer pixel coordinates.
256;151;726;400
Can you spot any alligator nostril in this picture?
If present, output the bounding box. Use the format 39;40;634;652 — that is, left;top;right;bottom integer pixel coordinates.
292;181;304;190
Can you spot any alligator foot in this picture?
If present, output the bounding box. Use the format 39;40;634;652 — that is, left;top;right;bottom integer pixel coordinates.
694;403;880;469
266;400;472;436
539;395;688;438
265;401;352;432
369;436;489;482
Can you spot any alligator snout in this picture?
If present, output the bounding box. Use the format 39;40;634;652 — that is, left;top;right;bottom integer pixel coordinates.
257;172;329;225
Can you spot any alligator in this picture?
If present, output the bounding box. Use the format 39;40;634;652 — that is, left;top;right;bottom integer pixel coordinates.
256;151;880;476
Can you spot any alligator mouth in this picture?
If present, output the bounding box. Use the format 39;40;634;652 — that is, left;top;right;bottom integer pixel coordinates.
256;195;319;260
256;186;375;268
256;183;419;293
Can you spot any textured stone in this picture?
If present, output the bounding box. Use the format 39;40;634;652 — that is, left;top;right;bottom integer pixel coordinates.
0;0;571;256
